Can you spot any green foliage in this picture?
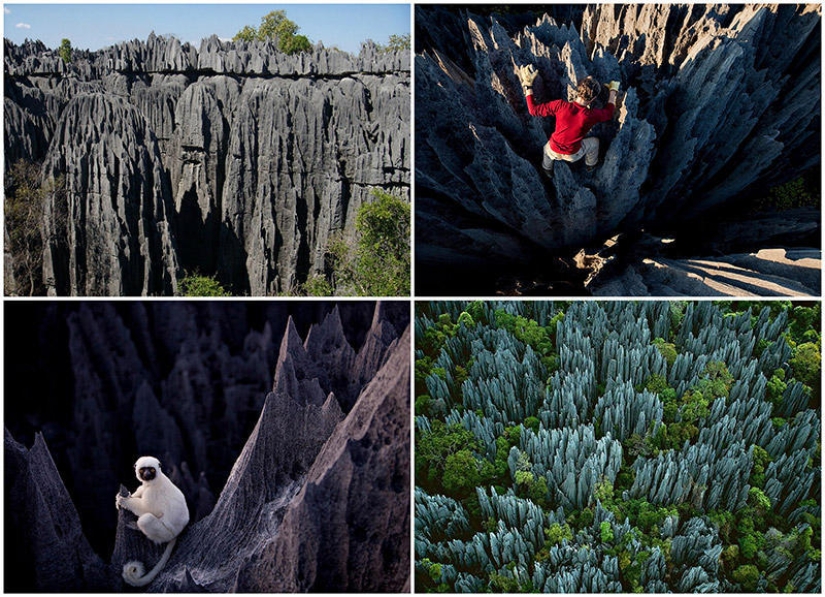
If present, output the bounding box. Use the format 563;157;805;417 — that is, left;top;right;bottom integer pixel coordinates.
301;274;333;296
523;416;540;432
652;337;678;366
643;374;677;411
4;160;54;296
748;487;771;515
514;469;534;486
457;311;475;328
488;570;522;593
443;449;494;495
789;305;821;344
545;522;573;546
325;190;410;296
753;176;819;211
594;477;615;504
766;368;787;407
178;273;231;296
750;445;771;488
233;25;258;42
789;342;820;390
415;395;432;416
376;33;411;52
418;313;457;358
416;420;480;491
732;564;761;591
233;10;312;54
494;311;553;355
280;33;311;55
58;38;72;63
600;520;615;543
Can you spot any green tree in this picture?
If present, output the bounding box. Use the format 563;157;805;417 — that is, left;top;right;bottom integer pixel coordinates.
233;10;312;54
326;190;410;296
732;564;761;591
376;33;411;52
442;449;494;495
4;160;65;296
790;342;820;390
233;25;258;42
58;38;72;63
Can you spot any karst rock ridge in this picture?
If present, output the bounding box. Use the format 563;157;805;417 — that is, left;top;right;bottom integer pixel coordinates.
5;301;411;591
4;34;410;295
415;4;820;296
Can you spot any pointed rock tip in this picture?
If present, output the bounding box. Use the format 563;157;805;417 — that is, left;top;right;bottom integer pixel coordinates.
278;316;306;362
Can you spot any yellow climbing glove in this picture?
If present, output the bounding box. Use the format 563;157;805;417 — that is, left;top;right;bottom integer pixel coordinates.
518;64;538;92
607;80;620;92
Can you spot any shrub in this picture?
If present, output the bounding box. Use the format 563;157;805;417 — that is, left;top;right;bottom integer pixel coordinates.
178;274;231;296
325;190;410;296
443;449;494;495
732;564;760;591
789;342;820;390
600;521;615;543
652;337;678;366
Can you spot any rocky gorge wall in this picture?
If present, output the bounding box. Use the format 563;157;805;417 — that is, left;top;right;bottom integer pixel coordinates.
415;4;820;296
4;300;410;591
4;35;410;295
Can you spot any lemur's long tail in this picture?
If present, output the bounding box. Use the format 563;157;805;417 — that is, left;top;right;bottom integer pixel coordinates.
122;537;176;587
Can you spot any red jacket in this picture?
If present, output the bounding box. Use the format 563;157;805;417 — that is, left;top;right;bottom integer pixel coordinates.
527;95;614;155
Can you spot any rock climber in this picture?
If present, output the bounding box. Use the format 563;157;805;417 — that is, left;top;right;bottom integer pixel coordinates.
518;64;619;176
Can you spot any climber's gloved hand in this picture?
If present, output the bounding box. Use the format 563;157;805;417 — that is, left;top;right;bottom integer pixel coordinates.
518;64;538;94
607;80;620;92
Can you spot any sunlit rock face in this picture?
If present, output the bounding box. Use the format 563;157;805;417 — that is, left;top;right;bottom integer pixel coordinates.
414;5;820;296
4;35;410;296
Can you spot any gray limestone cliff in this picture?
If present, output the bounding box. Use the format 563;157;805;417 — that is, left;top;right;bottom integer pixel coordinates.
4;35;410;295
414;5;820;296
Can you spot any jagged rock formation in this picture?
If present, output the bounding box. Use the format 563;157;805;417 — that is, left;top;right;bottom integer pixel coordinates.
4;34;410;295
415;300;821;593
414;5;820;296
5;430;116;592
4;301;410;591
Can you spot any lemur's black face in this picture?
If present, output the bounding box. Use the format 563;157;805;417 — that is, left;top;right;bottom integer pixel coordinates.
138;466;157;481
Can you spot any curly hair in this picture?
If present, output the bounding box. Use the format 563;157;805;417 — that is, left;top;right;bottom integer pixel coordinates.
576;76;601;103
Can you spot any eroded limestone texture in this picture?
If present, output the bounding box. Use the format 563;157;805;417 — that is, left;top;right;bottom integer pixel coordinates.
4;35;410;295
414;5;820;296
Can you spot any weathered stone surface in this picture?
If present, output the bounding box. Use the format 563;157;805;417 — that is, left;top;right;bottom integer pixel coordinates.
5;430;116;591
590;248;822;297
414;5;820;295
5;301;410;592
235;326;411;592
4;35;410;295
146;306;410;592
40;93;180;296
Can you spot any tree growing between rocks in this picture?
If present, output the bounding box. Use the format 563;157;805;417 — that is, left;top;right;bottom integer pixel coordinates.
303;189;410;296
4;160;66;296
233;10;311;54
58;38;72;63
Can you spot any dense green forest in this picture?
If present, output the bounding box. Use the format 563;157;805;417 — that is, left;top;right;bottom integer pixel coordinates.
414;301;821;592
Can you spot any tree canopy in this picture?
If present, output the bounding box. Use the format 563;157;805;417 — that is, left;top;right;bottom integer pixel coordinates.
233;10;311;55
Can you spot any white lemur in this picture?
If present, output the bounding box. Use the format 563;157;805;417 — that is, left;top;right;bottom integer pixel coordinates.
115;456;189;587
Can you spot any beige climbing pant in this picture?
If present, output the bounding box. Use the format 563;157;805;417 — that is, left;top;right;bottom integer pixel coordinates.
543;137;600;169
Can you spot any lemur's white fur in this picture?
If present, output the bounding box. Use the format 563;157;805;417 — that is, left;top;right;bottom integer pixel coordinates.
115;456;189;587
